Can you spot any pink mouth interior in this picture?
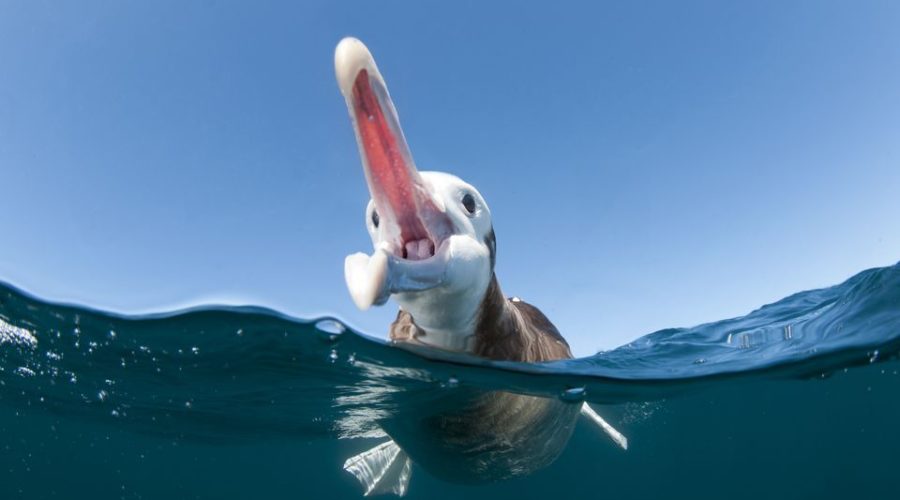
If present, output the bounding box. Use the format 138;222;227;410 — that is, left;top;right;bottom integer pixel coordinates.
351;70;440;261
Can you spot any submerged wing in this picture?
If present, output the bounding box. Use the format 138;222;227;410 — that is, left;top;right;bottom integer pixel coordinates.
581;403;629;450
343;439;412;497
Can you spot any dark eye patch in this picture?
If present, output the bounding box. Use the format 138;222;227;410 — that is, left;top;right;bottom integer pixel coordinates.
462;193;476;214
371;209;380;228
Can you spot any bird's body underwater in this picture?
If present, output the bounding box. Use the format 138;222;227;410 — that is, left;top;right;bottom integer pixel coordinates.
334;37;625;495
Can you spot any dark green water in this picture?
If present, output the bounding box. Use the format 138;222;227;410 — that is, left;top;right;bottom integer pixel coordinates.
2;262;899;499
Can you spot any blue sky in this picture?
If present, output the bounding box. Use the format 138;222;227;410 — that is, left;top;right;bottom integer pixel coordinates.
1;1;898;356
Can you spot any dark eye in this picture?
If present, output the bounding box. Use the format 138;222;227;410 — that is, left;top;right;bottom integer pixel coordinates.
371;209;380;228
462;193;476;214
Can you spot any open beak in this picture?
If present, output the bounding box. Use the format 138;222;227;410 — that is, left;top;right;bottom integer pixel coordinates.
336;38;453;309
335;37;452;260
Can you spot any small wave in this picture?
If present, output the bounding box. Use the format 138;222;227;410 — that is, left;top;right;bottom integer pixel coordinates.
1;263;899;431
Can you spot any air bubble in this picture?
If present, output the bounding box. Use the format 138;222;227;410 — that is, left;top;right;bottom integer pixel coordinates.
97;390;108;402
329;349;339;363
316;319;346;336
560;387;586;402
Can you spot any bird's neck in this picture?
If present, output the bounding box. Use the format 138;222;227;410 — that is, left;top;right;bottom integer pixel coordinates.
473;275;573;362
396;275;496;352
403;273;519;356
471;274;523;359
399;274;567;363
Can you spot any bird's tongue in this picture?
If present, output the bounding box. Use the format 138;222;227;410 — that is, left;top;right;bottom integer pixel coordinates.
336;39;451;259
350;70;432;253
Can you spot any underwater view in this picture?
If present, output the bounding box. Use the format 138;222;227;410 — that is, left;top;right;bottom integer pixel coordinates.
2;261;899;498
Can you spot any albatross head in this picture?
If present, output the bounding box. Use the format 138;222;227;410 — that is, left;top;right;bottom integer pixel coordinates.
335;37;496;347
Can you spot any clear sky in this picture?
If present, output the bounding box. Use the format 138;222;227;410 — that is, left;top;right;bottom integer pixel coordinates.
1;1;898;356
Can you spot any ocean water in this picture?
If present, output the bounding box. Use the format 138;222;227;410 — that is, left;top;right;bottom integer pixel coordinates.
1;262;899;499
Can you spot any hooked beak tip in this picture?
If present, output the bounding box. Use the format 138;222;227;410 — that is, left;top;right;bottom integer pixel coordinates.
335;37;384;100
